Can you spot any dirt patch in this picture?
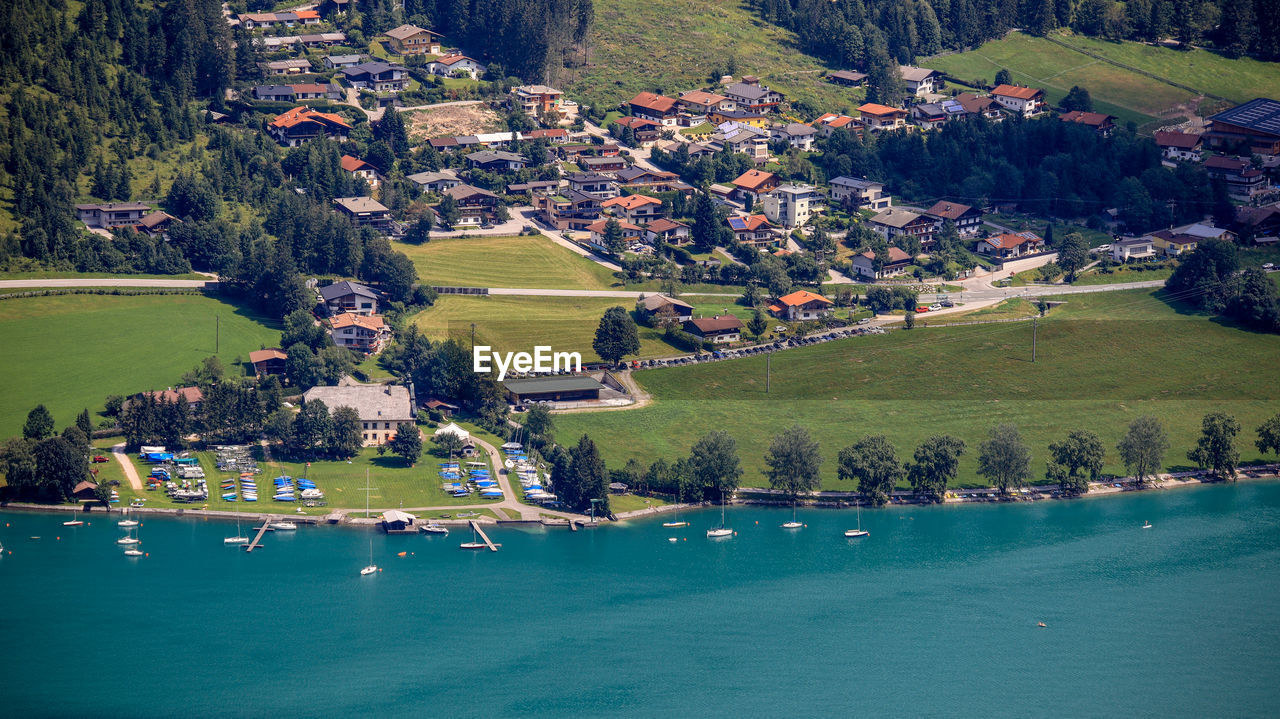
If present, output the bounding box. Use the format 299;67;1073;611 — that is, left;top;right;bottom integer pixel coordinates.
405;104;505;142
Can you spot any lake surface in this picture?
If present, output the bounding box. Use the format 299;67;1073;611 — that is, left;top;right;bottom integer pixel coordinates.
3;483;1280;718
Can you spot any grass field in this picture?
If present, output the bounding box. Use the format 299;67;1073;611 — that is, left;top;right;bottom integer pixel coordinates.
0;293;281;438
1072;266;1174;286
0;271;207;280
394;234;620;290
552;288;1280;489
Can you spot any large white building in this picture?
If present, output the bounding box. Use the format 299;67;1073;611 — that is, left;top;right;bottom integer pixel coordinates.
763;184;823;228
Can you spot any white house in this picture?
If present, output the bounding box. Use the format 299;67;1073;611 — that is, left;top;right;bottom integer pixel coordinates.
991;84;1047;118
763;184;823;228
830;176;890;211
899;66;941;97
1111;237;1157;262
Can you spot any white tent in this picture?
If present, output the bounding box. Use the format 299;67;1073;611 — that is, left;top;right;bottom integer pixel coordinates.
433;422;469;440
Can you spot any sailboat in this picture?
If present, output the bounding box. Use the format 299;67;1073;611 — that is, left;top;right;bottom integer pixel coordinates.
781;499;803;529
268;520;297;531
460;525;486;550
421;522;448;534
707;494;733;538
116;526;140;545
360;534;378;575
63;509;83;526
844;501;869;538
662;485;690;528
224;507;249;545
124;524;143;556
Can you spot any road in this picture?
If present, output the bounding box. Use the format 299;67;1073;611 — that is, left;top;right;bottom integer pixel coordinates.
111;443;143;491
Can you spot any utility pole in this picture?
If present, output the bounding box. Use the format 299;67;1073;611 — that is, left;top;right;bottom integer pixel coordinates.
1032;317;1037;363
766;351;771;394
216;314;220;354
471;322;476;350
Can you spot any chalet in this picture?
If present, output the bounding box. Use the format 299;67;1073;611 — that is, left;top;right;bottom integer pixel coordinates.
769;290;834;321
253;83;340;101
427;54;484;79
535;189;602;231
580;155;627;173
628;92;681;126
1233;205;1280;242
899;66;941;97
1154;131;1203;162
911;102;950;130
709;109;768;128
727;214;781;248
613;116;663;144
715;124;770;162
237;13;282;29
341;155;381;187
858;103;907;132
340;62;409;93
813;113;860;138
1060;111;1117;137
850;247;913;279
254;85;299;102
506;180;560;196
249;349;288;377
1110;236;1157;263
1204;98;1280;155
324;54;364;70
616;167;680;191
730;169;780;205
722;82;782;113
567;172;619;199
319;280;379;316
131;386;205;411
586;218;644;247
524;128;569;143
868;208;938;249
72;480;100;501
428;136;460;152
602;194;664;224
1204;155;1270;198
466;150;528;171
771;122;818;151
513;85;564;117
267;107;351;147
262;58;312;75
826;70;867;87
76;202;150;229
683;315;743;343
991;84;1047;118
829;177;890;211
329;312;391;353
406;169;460;193
303;383;413;446
763;184;823;228
382;24;441;55
441;184;499;226
924;201;983;236
637;294;694;321
644;218;691;245
976;231;1045;259
680;90;734;115
332;196;393;232
954;92;1002;121
137;211;179;238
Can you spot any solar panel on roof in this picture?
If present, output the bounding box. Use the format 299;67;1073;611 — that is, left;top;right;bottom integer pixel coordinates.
728;217;747;230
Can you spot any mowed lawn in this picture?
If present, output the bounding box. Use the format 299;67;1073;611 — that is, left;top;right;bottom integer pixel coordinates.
411;294;677;362
552;288;1280;489
394;234;620;290
0;294;280;436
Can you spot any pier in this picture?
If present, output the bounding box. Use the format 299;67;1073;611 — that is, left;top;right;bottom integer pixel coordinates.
244;523;273;552
469;520;500;551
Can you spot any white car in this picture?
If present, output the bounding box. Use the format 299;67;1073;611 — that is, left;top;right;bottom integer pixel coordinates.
856;318;871;325
929;304;944;311
1264;263;1275;270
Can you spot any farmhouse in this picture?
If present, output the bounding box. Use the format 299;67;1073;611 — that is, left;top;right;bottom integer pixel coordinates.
628;92;681;125
249;349;288;377
268;107;351;147
329;312;391;353
637;294;694;321
727;214;781;248
340;155;380;187
826;70;867;87
1059;111;1117;137
504;376;606;404
924;201;983;236
1154;131;1203;162
302;383;414;445
340;62;409;93
730;169;780;204
850;247;913;279
602;194;664;224
441;184;499;226
75;202;150;229
977;231;1045;259
645;218;691;245
319;280;378;316
898;66;941;96
332;197;393;232
683;315;744;343
381;24;441;55
869;208;938;249
1204;98;1280;155
769;290;834;321
137;211;179;238
722;82;782;113
858;103;907;132
991;84;1047;118
829;176;890;211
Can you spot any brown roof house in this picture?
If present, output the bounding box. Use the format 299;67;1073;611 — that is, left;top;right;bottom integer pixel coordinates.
977;231;1045;259
381;24;441;55
628;91;681;125
850;247;913;280
924;201;983;236
683;315;744;343
329;312;391;353
637;294;694;323
249;348;288;377
991;84;1047;118
302;383;414;446
868;208;939;249
768;290;835;321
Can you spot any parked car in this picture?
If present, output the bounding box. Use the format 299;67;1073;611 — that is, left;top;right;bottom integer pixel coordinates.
915;307;930;313
929;304;943;311
92;455;109;463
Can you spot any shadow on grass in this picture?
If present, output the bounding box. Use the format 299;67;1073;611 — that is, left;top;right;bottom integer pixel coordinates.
370;456;412;470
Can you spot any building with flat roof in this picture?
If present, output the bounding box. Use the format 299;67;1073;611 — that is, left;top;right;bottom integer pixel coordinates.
1205;98;1280;155
504;376;606;404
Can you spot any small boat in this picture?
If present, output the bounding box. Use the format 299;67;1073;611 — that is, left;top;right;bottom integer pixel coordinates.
118;519;139;528
844;502;869;538
460;526;487;550
63;510;84;526
781;500;803;529
1143;521;1153;529
707;495;732;538
421;523;449;535
116;536;139;545
668;537;678;543
663;486;689;528
123;548;143;557
223;536;249;545
662;521;690;528
269;521;297;531
360;534;378;575
1037;622;1047;628
360;564;378;575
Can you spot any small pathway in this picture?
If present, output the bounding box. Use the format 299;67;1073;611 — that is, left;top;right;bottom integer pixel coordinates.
111;443;143;491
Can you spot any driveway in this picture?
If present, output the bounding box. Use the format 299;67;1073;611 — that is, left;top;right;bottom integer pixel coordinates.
111;443;143;491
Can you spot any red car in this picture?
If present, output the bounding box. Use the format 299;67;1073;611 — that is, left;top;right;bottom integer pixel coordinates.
92;455;109;463
914;307;930;313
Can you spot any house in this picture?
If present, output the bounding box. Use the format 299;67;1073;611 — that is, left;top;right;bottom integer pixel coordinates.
976;231;1046;259
1148;222;1234;257
602;194;664;224
911;102;950;130
829;177;890;211
72;480;100;501
441;184;499;226
253;85;299;102
262;58;312;75
727;214;781;248
899;66;941;97
292;32;346;48
628;92;681;125
382;24;441;55
267;107;351;147
722;82;783;113
422;398;458;417
613;116;662;144
680;90;734;115
763;184;822;228
924;201;983;236
340;155;380;187
708;183;736;205
580;155;627;174
319;280;379;316
644;218;691;245
858;103;908;132
329;312;391;353
76;202;150;229
340;62;409;93
406;169;461;193
567;172;619;199
826;70;867;87
868;208;938;249
730;169;780;205
850;247;913;279
637;294;694;321
1233;204;1280;242
324;54;364;70
1204;98;1280;155
1204;156;1270;198
771;122;818;151
535;189;602;231
524;128;570;143
381;510;417;532
813;113;860;138
302;383;413;445
586;218;644;247
427;54;484;79
715;124;770;162
507;180;560;196
683;315;744;343
466;150;528;171
237;12;282;29
1154;131;1203;162
769;290;834;321
514;85;564;116
249;348;288;377
709;109;768;129
504;376;605;404
991;84;1047;118
131;386;204;412
428;136;460;151
954;92;1003;121
333;197;393;232
1060;111;1117;137
616;167;680;191
137;211;179;238
1110;236;1157;262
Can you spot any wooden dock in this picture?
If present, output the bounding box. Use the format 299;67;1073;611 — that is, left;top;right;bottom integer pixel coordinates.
243;523;273;552
469;520;500;552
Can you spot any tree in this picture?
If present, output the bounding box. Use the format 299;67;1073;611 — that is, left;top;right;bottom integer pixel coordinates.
1257;414;1280;459
328;406;363;459
436;195;461;229
388;422;423;466
602;218;626;254
620;457;645;494
403;214;433;244
1060;85;1094;112
690;193;720;251
763;425;822;502
994;68;1013;86
838;435;904;506
432;431;463;457
291;399;332;458
525;403;554;442
568;434;610;514
1226;268;1280;332
907;435;966;503
0;438;38;497
76;408;92;437
1187;411;1241;479
904;312;915;330
24;405;54;440
1117;415;1169;484
746;309;768;339
592;306;641;364
34;436;87;500
977;424;1032;495
283;309;328;352
1046;429;1105;496
689;430;743;501
1057;232;1090;281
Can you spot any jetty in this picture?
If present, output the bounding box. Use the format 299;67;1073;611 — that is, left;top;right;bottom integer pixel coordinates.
469;520;500;552
244;523;274;552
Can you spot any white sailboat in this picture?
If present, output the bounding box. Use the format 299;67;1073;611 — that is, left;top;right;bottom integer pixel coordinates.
63;509;83;526
460;525;486;550
224;507;249;545
781;499;803;529
124;524;143;556
662;485;689;528
844;501;869;538
360;534;378;575
268;520;297;531
116;526;140;545
707;494;733;538
421;522;448;534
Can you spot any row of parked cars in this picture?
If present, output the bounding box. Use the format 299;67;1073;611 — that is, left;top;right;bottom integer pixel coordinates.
631;324;890;369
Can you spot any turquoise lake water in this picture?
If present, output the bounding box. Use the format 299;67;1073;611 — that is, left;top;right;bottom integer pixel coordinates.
3;482;1280;718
